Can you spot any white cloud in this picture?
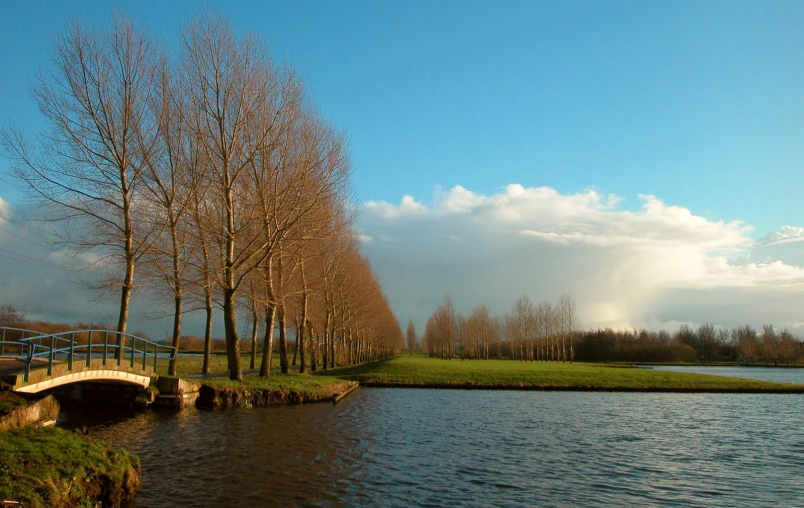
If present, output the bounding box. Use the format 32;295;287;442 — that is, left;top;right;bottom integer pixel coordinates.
358;184;804;334
5;185;804;339
0;196;9;241
364;195;425;219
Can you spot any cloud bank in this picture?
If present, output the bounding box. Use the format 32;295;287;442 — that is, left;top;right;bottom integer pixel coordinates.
359;184;804;333
3;184;804;338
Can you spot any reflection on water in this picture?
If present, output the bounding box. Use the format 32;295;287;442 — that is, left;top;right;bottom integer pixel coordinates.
60;388;804;507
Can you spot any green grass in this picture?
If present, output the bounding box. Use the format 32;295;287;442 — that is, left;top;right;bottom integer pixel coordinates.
0;427;140;507
317;355;804;392
197;372;356;408
203;371;350;393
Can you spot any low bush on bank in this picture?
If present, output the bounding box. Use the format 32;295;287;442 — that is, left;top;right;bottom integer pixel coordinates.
320;356;804;392
0;427;140;507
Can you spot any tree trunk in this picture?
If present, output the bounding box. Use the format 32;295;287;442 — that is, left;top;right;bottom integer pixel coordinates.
167;293;182;376
259;303;276;377
223;287;242;381
115;258;135;359
309;321;317;372
249;297;258;370
322;310;331;370
278;302;289;374
299;290;309;374
297;326;305;373
202;291;213;375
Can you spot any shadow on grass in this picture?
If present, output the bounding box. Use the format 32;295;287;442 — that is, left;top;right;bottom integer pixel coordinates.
312;358;395;379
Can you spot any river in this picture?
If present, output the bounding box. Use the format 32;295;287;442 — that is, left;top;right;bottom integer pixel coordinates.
59;367;804;507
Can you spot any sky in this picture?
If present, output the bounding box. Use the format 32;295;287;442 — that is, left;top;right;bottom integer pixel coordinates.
1;1;804;338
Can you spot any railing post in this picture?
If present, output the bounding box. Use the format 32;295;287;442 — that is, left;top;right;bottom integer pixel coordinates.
86;331;92;367
116;332;123;365
48;335;54;376
154;346;159;373
142;342;147;371
129;336;135;368
1;328;5;355
24;345;31;382
103;331;108;366
68;332;74;371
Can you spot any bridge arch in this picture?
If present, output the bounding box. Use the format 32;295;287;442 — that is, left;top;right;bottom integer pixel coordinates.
13;369;152;394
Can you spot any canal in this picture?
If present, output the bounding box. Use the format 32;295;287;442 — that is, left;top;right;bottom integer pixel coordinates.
59;367;804;507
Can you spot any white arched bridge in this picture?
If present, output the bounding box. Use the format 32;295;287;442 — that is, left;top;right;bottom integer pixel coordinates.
0;327;176;394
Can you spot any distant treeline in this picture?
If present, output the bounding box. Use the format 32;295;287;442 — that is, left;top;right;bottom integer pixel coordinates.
409;299;803;365
575;324;802;365
417;294;579;362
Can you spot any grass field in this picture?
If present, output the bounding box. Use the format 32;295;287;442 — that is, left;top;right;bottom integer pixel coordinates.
316;355;804;392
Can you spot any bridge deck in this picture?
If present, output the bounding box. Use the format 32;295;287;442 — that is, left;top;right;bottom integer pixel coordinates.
0;357;49;381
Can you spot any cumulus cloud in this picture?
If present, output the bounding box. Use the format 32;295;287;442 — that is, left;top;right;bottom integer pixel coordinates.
358;184;804;334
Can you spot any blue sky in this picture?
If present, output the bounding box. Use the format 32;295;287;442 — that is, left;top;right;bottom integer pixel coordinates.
2;1;804;335
2;1;803;230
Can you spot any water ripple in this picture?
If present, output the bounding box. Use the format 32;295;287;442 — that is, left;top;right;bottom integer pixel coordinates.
58;387;804;507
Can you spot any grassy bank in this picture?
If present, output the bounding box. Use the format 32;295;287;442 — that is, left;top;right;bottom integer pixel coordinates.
197;373;357;408
0;383;29;416
0;427;140;507
317;356;804;392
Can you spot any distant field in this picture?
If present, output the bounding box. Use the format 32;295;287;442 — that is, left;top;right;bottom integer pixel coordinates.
316;355;804;392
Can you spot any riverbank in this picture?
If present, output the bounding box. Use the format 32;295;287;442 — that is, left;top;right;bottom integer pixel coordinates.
0;426;140;507
196;373;358;408
317;356;804;392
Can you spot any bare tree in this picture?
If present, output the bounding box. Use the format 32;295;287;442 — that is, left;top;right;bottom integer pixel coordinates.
760;324;779;366
0;305;27;327
179;14;289;380
558;294;579;362
406;319;417;355
696;323;717;363
1;14;160;334
140;61;200;376
733;325;758;364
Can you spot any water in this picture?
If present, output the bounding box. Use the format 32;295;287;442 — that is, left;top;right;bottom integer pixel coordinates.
648;365;804;384
59;386;804;507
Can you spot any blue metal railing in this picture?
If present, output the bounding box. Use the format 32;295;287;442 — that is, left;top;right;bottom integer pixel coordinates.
0;327;177;382
0;327;41;356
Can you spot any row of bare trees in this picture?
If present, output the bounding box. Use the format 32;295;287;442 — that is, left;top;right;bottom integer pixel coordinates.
575;323;803;365
420;294;580;361
1;13;403;380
